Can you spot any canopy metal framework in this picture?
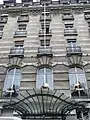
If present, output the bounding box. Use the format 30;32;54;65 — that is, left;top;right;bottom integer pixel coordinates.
4;89;83;119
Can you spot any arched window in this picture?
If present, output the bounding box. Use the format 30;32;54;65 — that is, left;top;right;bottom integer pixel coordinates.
36;67;53;89
3;68;21;97
69;67;87;97
69;67;87;90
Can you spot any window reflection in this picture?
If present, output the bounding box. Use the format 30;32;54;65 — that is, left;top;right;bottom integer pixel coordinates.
36;67;53;89
3;68;21;97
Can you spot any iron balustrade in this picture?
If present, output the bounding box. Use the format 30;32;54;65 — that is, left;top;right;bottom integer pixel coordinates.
40;15;51;22
39;30;52;37
9;47;24;58
62;14;74;20
14;30;27;37
41;21;51;29
37;46;53;57
64;28;77;36
17;16;29;22
66;46;82;55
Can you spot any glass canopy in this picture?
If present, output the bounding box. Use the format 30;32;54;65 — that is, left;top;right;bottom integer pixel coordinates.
4;89;84;119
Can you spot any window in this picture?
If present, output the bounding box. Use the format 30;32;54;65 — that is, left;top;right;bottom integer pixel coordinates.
3;68;21;97
65;23;73;28
0;25;4;31
46;28;49;34
69;67;87;97
36;67;53;89
18;14;29;22
67;39;77;47
40;40;50;46
14;41;24;48
18;24;27;31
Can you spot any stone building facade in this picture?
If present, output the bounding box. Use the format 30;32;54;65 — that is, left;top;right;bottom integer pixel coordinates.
0;0;90;120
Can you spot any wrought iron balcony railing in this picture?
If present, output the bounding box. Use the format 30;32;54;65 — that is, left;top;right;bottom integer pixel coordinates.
40;15;51;22
64;28;77;36
14;30;27;38
62;14;74;20
39;30;52;37
66;46;82;56
17;16;29;22
37;46;53;57
39;30;52;41
9;47;24;58
41;21;51;29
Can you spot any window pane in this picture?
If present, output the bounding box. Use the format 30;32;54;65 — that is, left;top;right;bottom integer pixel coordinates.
3;68;21;97
37;68;53;89
69;67;87;90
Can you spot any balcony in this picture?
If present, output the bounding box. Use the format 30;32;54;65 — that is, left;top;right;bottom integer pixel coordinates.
17;16;29;22
60;0;70;4
39;30;52;40
66;46;82;56
64;28;77;36
40;15;51;22
37;46;53;57
8;47;24;58
41;21;51;29
62;14;74;20
22;0;33;6
14;30;27;38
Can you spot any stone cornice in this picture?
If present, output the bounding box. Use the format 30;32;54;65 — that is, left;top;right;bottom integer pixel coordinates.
0;4;90;14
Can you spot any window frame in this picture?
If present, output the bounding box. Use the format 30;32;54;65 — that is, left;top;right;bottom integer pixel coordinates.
36;67;53;89
68;66;88;91
3;67;21;97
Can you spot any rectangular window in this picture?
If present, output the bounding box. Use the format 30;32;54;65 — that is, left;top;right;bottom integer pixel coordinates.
65;23;73;28
14;41;24;48
0;25;4;31
40;40;50;46
18;14;29;22
67;39;77;47
18;24;27;30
